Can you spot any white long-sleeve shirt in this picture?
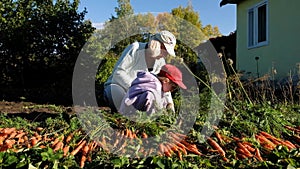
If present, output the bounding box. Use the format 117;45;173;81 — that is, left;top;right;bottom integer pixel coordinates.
104;41;174;108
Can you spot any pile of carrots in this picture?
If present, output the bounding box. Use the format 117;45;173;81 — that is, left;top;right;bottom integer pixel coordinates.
207;126;300;162
1;125;300;168
90;129;203;159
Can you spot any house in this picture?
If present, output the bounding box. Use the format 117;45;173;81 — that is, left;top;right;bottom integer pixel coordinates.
220;0;300;81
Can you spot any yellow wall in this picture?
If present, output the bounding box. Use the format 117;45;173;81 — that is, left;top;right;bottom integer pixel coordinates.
236;0;300;80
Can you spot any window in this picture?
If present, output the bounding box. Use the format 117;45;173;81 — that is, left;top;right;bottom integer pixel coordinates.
248;1;268;48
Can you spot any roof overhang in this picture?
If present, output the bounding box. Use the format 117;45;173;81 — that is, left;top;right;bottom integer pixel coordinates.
220;0;240;7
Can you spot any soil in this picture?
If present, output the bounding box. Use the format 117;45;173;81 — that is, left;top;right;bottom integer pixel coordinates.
0;101;111;121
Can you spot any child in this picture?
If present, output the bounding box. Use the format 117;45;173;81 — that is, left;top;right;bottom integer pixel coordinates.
119;64;187;115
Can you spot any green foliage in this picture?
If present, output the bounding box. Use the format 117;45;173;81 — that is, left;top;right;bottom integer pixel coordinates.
0;0;95;103
114;0;134;19
171;6;202;29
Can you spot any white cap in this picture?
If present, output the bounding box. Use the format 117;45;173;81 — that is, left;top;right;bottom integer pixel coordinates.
154;30;176;57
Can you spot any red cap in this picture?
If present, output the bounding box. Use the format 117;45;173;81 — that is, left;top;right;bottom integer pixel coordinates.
158;64;187;89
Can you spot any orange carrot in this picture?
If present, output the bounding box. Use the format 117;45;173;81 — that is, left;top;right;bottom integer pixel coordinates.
175;142;188;155
292;135;300;144
236;153;248;160
255;148;263;161
4;139;16;149
80;145;90;168
163;143;172;157
170;132;185;142
88;141;96;153
173;132;187;139
177;150;183;160
282;140;296;150
242;142;256;153
113;138;120;147
15;132;26;139
207;137;226;157
96;140;109;152
39;145;47;149
259;132;282;145
141;132;148;138
215;131;224;143
31;137;39;146
284;126;300;133
53;141;64;152
51;137;60;148
8;131;18;139
237;142;253;158
36;127;44;132
65;133;74;144
71;140;86;156
148;148;154;156
63;145;70;156
2;128;16;135
159;143;165;154
255;134;276;150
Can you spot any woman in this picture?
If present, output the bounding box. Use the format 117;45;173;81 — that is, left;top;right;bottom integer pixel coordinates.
103;30;177;112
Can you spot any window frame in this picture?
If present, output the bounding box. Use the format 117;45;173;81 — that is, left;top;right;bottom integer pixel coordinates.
247;0;269;48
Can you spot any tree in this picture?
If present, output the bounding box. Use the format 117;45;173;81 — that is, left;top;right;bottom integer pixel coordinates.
114;0;134;19
0;0;95;104
202;24;222;38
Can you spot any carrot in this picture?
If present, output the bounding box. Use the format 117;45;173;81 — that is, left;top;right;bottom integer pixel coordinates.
259;131;279;141
148;148;154;156
39;145;47;149
236;147;252;158
71;140;86;156
63;145;70;156
175;142;188;155
284;126;300;133
141;132;148;138
80;145;90;168
4;139;16;149
51;137;61;148
36;127;43;132
292;135;300;145
0;134;8;144
259;132;282;145
96;140;109;152
65;133;74;144
167;142;178;152
113;138;120;147
2;128;16;135
8;131;18;139
23;135;28;141
159;143;165;154
207;137;226;157
17;138;25;144
15;132;26;139
255;135;276;150
53;141;64;152
163;143;172;157
232;137;240;141
255;148;263;161
173;132;187;139
170;132;185;142
31;137;39;146
237;142;253;158
215;131;224;143
118;139;128;153
282;140;296;150
242;142;255;153
236;153;248;160
177;150;183;160
88;141;96;153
